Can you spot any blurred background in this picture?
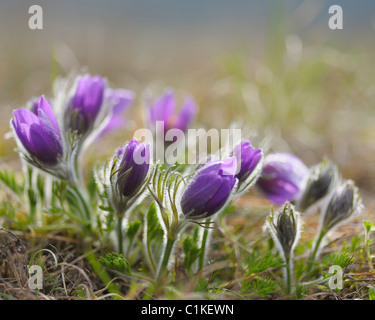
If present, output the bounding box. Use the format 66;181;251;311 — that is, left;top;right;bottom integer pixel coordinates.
0;0;374;207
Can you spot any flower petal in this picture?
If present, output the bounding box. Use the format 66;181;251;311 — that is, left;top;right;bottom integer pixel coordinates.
173;97;197;132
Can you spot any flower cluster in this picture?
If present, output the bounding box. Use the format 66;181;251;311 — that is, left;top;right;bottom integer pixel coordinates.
11;74;134;184
9;72;365;290
260;152;364;283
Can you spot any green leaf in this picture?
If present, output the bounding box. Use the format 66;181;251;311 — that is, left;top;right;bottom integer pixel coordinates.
126;220;141;241
183;235;201;275
27;188;37;220
363;221;374;234
194;279;209;293
146;202;163;242
369;287;375;300
145;202;164;270
241;277;278;298
87;169;98;200
99;252;131;274
333;251;354;269
244;251;284;275
98;205;114;212
322;250;354;270
0;169;24;196
0;292;18;300
295;284;307;299
36;174;45;201
350;235;363;253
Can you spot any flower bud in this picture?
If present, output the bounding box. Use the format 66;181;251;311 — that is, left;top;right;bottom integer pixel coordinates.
297;160;339;212
95;139;151;216
233;140;263;183
180;157;237;219
67;74;106;135
117;139;150;197
265;202;301;259
257;153;309;205
321;180;363;232
11;96;63;165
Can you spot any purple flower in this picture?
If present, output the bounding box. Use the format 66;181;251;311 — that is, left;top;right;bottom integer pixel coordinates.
180;157;237;219
257;153;309;205
99;89;134;137
11;96;63;165
234;140;262;181
68;74;106;134
117;139;150;197
149;89;197;134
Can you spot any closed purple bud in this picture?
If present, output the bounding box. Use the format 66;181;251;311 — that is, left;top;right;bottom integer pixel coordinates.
149;89;197;133
12;96;63;165
257;153;309;205
117;139;150;197
180;157;237;219
68;75;106;134
234;140;262;181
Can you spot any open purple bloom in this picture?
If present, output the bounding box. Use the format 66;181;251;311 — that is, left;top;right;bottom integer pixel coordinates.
117;139;150;197
68;74;106;134
257;153;309;205
149;89;197;134
180;157;237;219
234;140;262;181
99;89;134;137
11;96;63;165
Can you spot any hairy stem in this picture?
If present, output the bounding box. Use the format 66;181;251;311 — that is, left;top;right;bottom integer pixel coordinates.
198;219;211;270
117;216;124;255
285;255;293;295
307;230;327;274
155;237;176;284
70;185;91;222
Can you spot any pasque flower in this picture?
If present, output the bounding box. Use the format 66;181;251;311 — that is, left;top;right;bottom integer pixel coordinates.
257;153;309;205
180;157;237;219
99;89;134;137
266;203;301;259
116;139;150;198
96;138;151;216
297;160;339;212
233;140;263;192
265;202;301;293
11;95;63;165
148;157;237;282
321;180;363;233
95;138;150;255
307;180;363;272
66;74;106;135
148;88;197;134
